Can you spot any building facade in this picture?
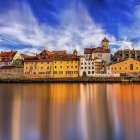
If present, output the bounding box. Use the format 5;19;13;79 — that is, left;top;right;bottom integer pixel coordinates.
92;38;111;64
24;57;53;78
110;59;140;74
0;51;23;67
24;50;79;78
80;57;106;77
0;66;24;79
113;49;140;62
84;37;111;65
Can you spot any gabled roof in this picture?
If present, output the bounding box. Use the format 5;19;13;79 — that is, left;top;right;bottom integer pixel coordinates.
84;48;95;54
52;50;67;55
21;54;32;59
0;51;18;62
93;47;110;53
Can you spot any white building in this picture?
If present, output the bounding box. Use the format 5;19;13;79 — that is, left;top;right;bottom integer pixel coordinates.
80;56;106;77
84;37;111;65
0;51;23;67
80;56;94;76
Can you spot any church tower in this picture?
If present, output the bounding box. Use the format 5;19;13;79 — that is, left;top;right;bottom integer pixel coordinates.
73;49;78;56
102;36;109;49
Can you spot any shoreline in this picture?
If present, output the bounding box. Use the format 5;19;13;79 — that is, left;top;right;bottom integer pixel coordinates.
0;77;140;83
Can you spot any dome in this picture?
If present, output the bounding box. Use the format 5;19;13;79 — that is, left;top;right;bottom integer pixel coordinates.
102;37;109;42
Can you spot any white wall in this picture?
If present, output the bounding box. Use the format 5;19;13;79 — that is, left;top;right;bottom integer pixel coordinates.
80;58;95;76
92;53;111;64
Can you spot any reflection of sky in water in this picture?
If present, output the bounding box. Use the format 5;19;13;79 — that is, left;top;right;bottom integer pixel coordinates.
0;83;140;140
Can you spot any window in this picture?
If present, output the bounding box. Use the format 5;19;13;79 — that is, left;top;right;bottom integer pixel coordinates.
34;72;36;74
39;72;45;74
120;67;121;70
89;67;90;69
75;66;77;68
47;67;49;69
74;71;78;74
88;62;90;65
88;71;90;74
60;66;62;68
85;62;86;65
67;66;69;68
92;71;94;74
125;67;127;70
59;71;63;74
81;62;83;65
92;62;94;65
92;67;94;69
130;64;133;70
136;67;138;70
81;67;83;69
85;67;87;69
55;66;57;68
53;71;57;74
46;71;51;74
71;66;73;68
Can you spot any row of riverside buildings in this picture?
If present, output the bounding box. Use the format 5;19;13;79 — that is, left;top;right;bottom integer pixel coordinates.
1;37;140;79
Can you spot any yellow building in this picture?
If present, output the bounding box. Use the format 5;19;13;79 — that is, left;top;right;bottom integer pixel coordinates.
24;56;53;78
24;49;79;78
49;50;79;78
53;60;79;78
110;59;140;74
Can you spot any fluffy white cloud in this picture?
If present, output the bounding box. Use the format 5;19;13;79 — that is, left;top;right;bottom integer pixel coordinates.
0;1;137;55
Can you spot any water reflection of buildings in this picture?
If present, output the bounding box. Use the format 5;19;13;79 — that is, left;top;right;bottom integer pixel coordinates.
0;84;140;140
79;84;113;140
107;84;140;140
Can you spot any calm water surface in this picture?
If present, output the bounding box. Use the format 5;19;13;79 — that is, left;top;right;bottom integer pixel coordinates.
0;83;140;140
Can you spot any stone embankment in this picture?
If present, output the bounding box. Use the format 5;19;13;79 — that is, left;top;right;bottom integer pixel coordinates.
0;77;140;83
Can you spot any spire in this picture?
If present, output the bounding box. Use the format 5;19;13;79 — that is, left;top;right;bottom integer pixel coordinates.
73;49;78;56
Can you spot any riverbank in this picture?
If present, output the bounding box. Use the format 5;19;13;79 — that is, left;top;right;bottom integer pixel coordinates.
0;77;140;83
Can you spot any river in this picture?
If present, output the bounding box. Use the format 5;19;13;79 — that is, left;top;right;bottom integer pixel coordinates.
0;83;140;140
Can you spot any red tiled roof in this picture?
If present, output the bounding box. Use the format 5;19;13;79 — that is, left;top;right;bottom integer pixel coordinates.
21;54;32;59
0;51;17;62
52;50;67;55
93;47;110;53
84;48;95;54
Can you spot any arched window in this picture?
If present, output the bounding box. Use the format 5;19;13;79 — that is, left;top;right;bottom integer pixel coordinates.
130;64;133;70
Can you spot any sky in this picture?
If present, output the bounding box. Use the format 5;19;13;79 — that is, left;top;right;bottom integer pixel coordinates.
0;0;140;55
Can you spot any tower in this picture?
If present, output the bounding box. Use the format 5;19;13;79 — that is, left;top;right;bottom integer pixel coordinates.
102;36;109;49
73;49;78;56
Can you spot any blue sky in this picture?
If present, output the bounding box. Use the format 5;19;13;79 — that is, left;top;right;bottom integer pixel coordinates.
0;0;140;54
